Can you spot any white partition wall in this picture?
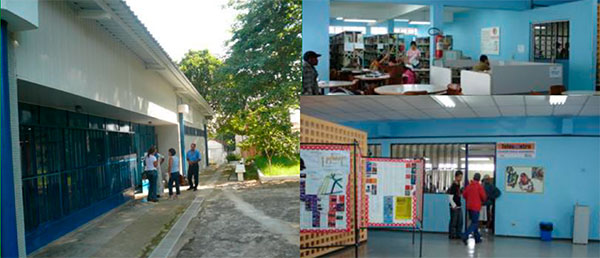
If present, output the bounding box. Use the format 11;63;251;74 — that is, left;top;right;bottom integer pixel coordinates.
430;66;452;87
461;70;492;95
490;62;563;94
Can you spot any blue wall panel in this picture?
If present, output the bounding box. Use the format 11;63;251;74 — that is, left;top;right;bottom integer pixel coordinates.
303;0;331;81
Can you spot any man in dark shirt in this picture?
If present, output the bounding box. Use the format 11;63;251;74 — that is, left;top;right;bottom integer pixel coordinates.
447;170;463;239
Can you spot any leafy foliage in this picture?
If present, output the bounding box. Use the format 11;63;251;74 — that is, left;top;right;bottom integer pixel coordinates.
179;50;223;109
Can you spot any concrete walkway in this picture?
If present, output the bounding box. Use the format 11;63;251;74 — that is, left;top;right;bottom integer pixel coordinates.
30;165;300;258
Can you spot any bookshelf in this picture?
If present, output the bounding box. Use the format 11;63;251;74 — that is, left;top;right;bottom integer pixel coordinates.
330;31;365;70
363;33;406;68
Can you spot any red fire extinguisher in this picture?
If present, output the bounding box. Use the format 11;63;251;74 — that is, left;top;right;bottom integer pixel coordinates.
435;34;444;59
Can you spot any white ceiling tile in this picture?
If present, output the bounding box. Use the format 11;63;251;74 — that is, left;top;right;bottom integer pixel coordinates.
563;96;589;106
403;96;443;108
446;108;476;118
473;107;501;117
524;96;549;106
493;96;525;106
552;105;582;116
579;105;600;116
420;108;452;118
526;106;553;116
460;96;496;107
499;106;526;116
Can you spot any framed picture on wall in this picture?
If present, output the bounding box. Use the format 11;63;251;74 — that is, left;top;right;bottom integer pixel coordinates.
505;166;544;194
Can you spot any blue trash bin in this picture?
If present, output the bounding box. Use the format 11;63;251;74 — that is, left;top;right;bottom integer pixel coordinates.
540;222;553;241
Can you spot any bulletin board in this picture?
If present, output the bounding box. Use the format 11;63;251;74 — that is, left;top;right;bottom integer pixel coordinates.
300;145;352;233
481;27;500;55
300;114;368;258
365;158;425;228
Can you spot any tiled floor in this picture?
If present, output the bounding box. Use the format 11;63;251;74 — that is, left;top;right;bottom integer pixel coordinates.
327;230;599;258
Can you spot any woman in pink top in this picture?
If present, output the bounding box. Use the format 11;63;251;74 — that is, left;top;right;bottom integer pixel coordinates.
406;41;421;67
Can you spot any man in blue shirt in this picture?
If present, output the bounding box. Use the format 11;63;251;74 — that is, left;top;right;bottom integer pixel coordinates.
186;143;201;191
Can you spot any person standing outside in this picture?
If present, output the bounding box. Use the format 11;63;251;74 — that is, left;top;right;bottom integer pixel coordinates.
144;146;159;202
167;148;181;199
302;51;321;95
186;143;201;191
154;147;166;197
447;170;463;239
462;173;487;245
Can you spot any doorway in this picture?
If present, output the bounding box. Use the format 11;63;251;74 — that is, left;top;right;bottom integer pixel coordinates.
465;143;497;234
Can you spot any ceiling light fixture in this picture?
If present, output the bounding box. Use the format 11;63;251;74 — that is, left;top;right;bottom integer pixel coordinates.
461;157;491;161
549;96;567;106
432;96;456;108
409;21;430;25
344;18;377;23
394;19;409;22
336;17;344;20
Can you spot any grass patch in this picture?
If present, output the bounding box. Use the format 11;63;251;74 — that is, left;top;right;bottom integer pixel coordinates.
254;155;300;177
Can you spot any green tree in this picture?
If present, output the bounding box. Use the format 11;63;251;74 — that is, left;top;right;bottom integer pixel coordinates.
179;49;222;109
215;0;301;165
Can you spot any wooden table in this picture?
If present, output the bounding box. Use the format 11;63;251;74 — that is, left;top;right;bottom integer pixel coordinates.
374;84;447;95
562;91;600;96
355;74;391;94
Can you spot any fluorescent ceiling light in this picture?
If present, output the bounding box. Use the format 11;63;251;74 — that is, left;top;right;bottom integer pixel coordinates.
549;96;567;106
336;17;344;20
432;96;456;108
409;21;430;25
344;18;377;23
461;157;491;161
394;19;409;22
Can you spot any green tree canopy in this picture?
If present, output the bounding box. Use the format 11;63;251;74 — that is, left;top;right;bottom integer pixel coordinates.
179;49;222;109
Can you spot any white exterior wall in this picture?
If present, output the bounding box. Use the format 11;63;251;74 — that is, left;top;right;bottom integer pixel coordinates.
155;124;182;173
14;0;178;124
183;101;208;170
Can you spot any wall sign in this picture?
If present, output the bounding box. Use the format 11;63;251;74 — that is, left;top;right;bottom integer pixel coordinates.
549;66;562;78
505;166;545;193
497;142;536;159
481;27;500;55
300;145;352;233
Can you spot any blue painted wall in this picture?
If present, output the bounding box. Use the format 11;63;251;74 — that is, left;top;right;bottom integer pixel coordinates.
443;0;597;89
1;20;20;258
344;116;600;240
303;0;330;81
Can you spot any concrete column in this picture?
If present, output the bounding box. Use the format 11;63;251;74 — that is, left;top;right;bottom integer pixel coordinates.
387;19;395;34
178;112;186;176
203;122;209;167
2;20;26;257
302;0;330;81
429;3;444;63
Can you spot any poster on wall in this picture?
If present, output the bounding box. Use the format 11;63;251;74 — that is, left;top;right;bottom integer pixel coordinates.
365;158;423;227
300;145;352;233
505;166;545;193
497;142;536;159
481;27;500;55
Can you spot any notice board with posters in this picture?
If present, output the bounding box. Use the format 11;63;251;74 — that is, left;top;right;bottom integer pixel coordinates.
300;144;352;233
481;27;500;55
505;166;545;194
365;158;424;227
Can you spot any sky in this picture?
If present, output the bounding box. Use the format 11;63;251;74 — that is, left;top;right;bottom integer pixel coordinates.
125;0;239;62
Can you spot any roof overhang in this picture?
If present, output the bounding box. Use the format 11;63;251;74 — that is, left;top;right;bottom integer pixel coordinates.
67;0;214;116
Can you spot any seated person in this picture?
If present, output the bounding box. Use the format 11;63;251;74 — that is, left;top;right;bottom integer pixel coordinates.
399;61;417;84
473;55;490;72
370;54;387;72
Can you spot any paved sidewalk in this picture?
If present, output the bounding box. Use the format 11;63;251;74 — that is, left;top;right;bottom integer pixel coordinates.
174;180;299;258
30;165;300;258
31;166;223;258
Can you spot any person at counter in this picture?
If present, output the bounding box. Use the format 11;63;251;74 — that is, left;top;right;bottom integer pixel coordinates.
302;51;321;95
473;55;490;72
406;41;421;67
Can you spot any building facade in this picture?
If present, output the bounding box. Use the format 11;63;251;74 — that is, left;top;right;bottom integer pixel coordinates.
1;0;212;256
